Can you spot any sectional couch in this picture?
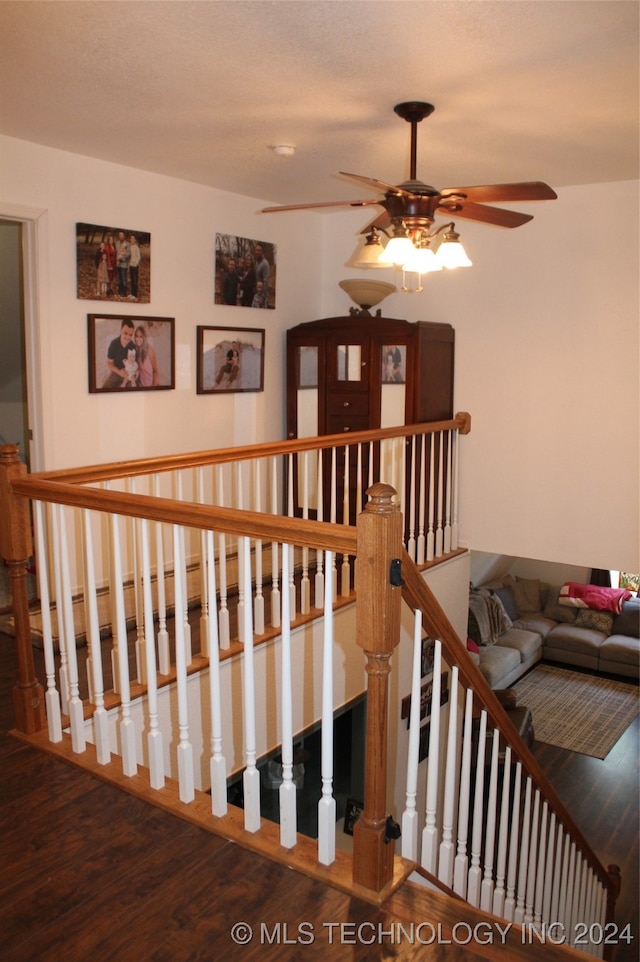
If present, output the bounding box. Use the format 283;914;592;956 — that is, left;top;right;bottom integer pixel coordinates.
468;576;639;689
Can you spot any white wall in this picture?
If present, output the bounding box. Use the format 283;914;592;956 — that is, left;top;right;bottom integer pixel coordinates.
0;135;325;470
320;182;640;572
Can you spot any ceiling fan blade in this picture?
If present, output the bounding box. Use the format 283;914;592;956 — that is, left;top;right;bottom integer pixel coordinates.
441;182;557;203
261;197;382;213
339;171;413;197
438;201;534;228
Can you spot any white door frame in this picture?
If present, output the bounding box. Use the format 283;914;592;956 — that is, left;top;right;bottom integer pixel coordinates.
0;203;48;471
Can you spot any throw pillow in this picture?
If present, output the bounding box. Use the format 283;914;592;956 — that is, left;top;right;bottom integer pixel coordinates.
574;609;615;633
543;585;579;624
504;575;542;614
490;586;519;621
466;637;480;654
611;598;640;638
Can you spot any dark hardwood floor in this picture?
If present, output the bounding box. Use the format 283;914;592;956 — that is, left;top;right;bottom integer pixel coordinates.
1;627;638;961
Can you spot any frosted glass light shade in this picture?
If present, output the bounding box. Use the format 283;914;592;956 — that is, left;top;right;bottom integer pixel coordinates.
402;246;442;274
436;237;472;269
382;235;415;265
338;278;397;309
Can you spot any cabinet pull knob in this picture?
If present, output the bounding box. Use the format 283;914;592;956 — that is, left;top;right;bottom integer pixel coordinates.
343;426;350;432
288;432;295;438
343;401;350;407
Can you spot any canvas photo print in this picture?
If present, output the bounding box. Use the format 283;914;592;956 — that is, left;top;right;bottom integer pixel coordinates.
214;233;276;309
88;314;174;393
197;326;265;394
77;223;151;303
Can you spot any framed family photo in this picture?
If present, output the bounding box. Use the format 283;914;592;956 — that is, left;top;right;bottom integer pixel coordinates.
77;223;151;303
87;314;175;393
215;233;276;309
382;344;406;383
197;326;265;394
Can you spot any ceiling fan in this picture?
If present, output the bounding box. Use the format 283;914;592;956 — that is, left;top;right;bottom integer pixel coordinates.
261;102;557;279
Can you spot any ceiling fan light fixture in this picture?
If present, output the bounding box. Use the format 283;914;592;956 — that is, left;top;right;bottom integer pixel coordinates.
381;227;415;266
435;227;472;269
351;228;393;268
402;245;442;274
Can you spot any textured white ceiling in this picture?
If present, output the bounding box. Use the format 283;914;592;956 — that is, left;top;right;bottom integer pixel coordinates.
0;0;637;207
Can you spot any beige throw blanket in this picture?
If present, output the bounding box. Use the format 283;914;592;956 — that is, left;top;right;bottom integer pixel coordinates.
469;589;512;646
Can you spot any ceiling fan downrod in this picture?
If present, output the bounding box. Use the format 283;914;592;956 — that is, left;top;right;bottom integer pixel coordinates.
393;101;435;181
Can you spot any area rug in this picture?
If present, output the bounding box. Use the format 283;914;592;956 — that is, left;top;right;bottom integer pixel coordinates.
513;664;639;759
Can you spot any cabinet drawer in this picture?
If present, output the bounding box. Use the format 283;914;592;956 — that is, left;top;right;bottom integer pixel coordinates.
327;413;370;435
327;393;370;416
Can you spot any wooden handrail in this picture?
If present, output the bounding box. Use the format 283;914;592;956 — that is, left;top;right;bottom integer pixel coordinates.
22;413;471;485
400;548;615;898
8;476;358;555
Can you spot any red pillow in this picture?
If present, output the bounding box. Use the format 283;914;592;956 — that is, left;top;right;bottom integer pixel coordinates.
466;637;480;654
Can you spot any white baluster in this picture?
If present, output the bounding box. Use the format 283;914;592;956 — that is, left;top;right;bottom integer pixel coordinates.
279;542;297;848
57;505;85;754
503;761;523;921
443;430;452;554
550;822;564;925
270;457;281;628
172;524;194;802
128;479;146;684
420;640;442;874
286;454;297;618
110;513;136;776
197;467;209;656
417;434;426;564
34;501;62;742
524;789;541;924
206;530;227;817
406;436;417;559
467;709;488;907
435;432;444;557
426;437;435;562
330;448;338;601
453;687;474;898
153;474;170;675
451;429;460;550
318;550;336;865
542;811;556;924
82;509;110;764
253;458;264;635
438;666;459;887
341;444;350;596
50;504;70;713
402;610;423;862
514;776;533;924
480;724;500;911
300;453;310;614
492;745;512;917
216;464;230;648
534;800;548;926
314;452;324;608
563;842;577;937
236;464;246;642
241;536;260;832
140;518;164;789
176;472;191;665
558;832;571;933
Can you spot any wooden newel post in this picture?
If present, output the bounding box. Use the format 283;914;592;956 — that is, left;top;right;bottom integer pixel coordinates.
0;444;45;734
352;482;403;891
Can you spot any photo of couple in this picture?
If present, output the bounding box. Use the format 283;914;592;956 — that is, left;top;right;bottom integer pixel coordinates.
88;315;174;393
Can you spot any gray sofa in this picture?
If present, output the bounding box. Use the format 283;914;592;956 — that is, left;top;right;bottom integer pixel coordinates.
469;577;640;688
